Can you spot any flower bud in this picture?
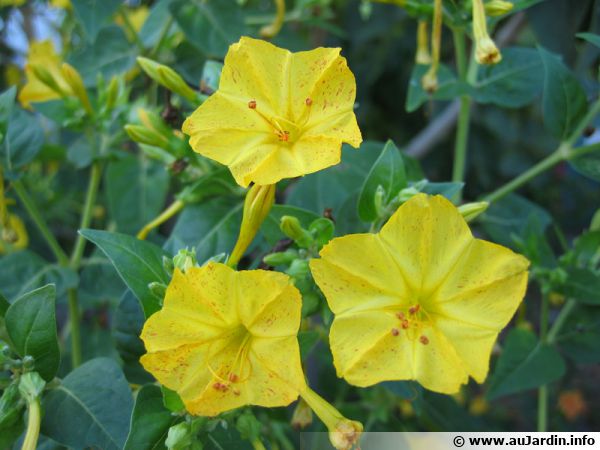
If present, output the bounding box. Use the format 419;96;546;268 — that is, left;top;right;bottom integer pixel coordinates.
280;216;313;248
484;0;513;16
124;124;169;149
30;64;69;97
421;0;442;92
457;201;489;222
18;372;45;403
165;422;192;450
105;76;120;111
138;57;198;103
472;0;502;64
61;63;93;114
173;248;197;273
263;249;298;266
228;184;276;267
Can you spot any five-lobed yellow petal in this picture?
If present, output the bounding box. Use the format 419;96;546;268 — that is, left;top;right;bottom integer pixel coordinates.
310;194;530;394
182;37;362;188
140;262;305;416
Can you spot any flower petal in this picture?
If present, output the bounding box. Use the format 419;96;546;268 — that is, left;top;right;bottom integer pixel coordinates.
379;194;473;294
330;310;413;387
219;37;290;116
291;48;362;147
310;233;410;315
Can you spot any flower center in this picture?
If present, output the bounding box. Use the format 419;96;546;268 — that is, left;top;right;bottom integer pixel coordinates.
247;98;313;144
209;325;253;396
390;304;430;345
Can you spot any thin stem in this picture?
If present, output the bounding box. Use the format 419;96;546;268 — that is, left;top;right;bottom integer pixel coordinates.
148;16;174;59
119;7;145;52
137;199;184;240
12;180;69;266
451;29;471;203
537;292;550;432
21;399;41;450
565;97;600;147
67;288;82;368
547;299;578;344
483;149;565;203
70;162;103;269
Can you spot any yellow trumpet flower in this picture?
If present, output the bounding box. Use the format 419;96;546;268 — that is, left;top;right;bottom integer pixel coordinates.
310;194;529;394
182;37;362;188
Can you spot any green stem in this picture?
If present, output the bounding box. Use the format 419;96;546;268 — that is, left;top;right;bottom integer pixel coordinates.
67;162;103;368
67;288;82;368
537;291;550;432
451;29;472;203
547;299;578;344
565;97;600;147
12;180;69;266
119;6;145;52
483;148;566;203
21;398;41;450
148;16;174;58
70;162;103;269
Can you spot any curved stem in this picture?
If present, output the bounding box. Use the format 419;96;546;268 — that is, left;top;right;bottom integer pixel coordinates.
259;0;285;39
12;180;69;266
21;398;41;450
547;299;578;344
537;291;550;432
137;199;184;240
70;162;103;269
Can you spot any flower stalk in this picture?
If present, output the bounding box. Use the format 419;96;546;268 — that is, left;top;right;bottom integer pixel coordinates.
421;0;442;92
260;0;286;39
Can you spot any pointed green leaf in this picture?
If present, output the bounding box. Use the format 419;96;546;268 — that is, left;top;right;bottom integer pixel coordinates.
5;285;60;381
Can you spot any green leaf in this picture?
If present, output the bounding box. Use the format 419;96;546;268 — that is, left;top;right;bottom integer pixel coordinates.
113;291;152;384
124;385;178;450
161;386;185;413
170;0;248;58
539;47;588;140
106;155;170;235
0;109;44;175
358;140;407;222
0;86;16;138
487;328;566;400
287;142;382;218
571;230;600;267
139;0;175;48
0;250;77;302
164;196;243;263
381;381;420;400
559;267;600;304
420;181;464;199
473;47;543;108
71;0;122;43
480;194;552;249
569;150;600;182
42;358;134;450
5;285;60;381
405;64;468;113
80;229;170;317
556;305;600;364
69;26;138;85
577;32;600;48
0;292;9;317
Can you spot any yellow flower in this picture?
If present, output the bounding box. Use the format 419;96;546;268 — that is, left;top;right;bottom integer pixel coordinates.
0;214;29;254
18;41;72;108
310;194;529;394
49;0;71;8
140;262;305;416
182;37;362;188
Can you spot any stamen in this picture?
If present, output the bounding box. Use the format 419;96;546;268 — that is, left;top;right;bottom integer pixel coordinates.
278;130;290;142
401;320;410;330
228;373;239;383
233;388;241;396
305;97;313;106
396;312;405;320
248;100;257;109
419;335;429;345
409;305;420;315
391;328;400;337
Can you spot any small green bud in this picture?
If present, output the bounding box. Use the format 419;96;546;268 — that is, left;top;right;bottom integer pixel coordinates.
236;410;262;441
125;124;169;148
458;201;489;222
148;282;167;301
263;249;298;266
18;372;45;403
165;422;192;450
156;66;198;103
105;76;120;111
286;259;310;281
163;255;175;276
397;180;428;203
173;248;197;273
373;185;386;218
280;216;313;248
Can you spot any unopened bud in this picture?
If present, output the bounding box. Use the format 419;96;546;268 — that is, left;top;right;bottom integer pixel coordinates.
415;20;432;64
173;248;197;273
280;216;313;248
263;249;298;266
484;0;513;16
472;0;502;64
124;124;169;148
30;64;69;97
138;57;198;103
458;201;489;222
61;63;93;114
105;76;120;111
291;397;313;429
165;422;192;450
